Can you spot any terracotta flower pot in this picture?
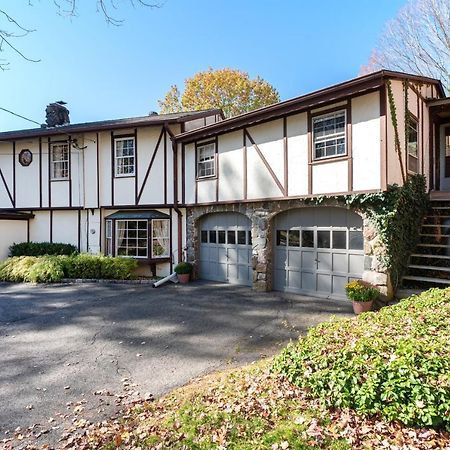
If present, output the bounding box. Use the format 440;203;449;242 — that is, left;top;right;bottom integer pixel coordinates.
177;273;190;284
352;300;373;315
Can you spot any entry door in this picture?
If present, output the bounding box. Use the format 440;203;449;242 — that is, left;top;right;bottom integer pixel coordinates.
273;208;364;299
199;213;252;286
440;126;450;191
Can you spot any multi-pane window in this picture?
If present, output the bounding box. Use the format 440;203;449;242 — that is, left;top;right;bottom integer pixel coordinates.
116;220;148;258
151;219;170;258
105;220;113;256
115;137;135;177
51;143;69;179
313;110;346;159
197;142;216;178
407;119;418;157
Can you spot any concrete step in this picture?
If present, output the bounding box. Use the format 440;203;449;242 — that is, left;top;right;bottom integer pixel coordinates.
402;275;450;285
411;253;450;259
408;264;450;272
417;243;450;248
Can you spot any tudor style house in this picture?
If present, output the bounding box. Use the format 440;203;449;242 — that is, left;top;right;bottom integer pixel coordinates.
0;70;449;299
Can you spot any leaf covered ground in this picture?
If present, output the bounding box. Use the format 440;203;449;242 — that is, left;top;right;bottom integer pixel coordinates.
5;360;450;450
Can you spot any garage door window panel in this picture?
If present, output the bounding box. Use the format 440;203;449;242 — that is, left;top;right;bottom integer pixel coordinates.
209;230;217;243
276;230;288;246
301;230;314;248
349;230;364;250
288;230;300;247
228;230;236;245
218;230;226;244
317;230;331;248
332;230;347;249
201;230;208;243
237;230;246;245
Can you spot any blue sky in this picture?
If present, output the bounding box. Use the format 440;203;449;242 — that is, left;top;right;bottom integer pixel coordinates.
0;0;406;131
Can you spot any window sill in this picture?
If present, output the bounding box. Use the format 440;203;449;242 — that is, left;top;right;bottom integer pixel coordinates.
50;178;70;182
196;175;217;181
114;174;136;179
310;154;349;165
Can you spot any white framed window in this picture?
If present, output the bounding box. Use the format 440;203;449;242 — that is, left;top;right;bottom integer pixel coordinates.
152;219;170;258
105;220;113;256
50;143;69;180
115;137;135;177
312;110;346;160
116;220;148;258
196;142;216;178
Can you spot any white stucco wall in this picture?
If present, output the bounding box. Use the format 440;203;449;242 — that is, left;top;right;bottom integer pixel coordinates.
312;160;348;194
351;92;381;191
0;220;28;260
287;113;308;196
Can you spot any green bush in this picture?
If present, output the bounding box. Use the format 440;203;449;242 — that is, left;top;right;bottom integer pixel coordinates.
272;288;450;430
0;254;138;283
174;261;193;275
9;241;78;257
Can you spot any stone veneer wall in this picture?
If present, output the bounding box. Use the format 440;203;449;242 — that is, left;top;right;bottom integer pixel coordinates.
185;199;394;301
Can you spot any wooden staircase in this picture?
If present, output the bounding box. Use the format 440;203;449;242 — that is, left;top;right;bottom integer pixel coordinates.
402;198;450;288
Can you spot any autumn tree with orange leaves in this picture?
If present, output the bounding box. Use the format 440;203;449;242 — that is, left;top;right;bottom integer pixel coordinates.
158;68;280;118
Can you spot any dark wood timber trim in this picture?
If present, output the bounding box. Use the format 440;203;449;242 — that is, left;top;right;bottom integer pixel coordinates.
346;103;353;192
12;141;16;207
169;207;173;273
102;203;176;210
421;98;424;175
307;111;312;194
86;210;90;252
137;127;164;203
283;117;288;195
244;129;285;196
0;166;14;206
96;133;100;208
181;143;186;204
68;135;72;207
194;144;198;203
185;189;382;207
48;138;51;207
77;209;81;251
49;209;53;243
134;128;138;205
215;136;219;202
39;137;43;208
99;208;103;254
243;129;247;199
164;128;168;204
110;132;115;205
27;219;30;243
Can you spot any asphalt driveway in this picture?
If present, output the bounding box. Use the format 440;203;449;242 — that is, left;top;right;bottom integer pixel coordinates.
0;281;353;446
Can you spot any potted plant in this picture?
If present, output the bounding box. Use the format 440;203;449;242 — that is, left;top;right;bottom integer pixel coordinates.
345;280;379;315
174;262;193;284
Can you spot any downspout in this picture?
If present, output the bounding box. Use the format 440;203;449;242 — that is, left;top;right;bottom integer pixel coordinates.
164;124;183;263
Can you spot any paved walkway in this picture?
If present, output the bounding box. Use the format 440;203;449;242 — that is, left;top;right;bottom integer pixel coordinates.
0;281;353;445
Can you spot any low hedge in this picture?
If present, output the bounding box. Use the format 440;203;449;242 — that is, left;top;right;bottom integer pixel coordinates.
0;254;137;283
9;241;78;257
272;288;450;430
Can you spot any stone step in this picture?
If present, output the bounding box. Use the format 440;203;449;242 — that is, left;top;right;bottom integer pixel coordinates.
411;253;450;259
402;275;450;285
408;264;450;273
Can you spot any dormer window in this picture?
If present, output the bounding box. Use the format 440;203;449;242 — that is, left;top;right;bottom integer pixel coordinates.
50;143;69;180
114;137;135;177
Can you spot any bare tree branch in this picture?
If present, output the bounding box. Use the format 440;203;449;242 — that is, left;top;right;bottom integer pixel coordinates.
0;1;161;69
360;0;450;92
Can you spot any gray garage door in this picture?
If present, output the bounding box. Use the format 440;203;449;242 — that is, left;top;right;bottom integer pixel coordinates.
273;207;364;299
199;212;252;286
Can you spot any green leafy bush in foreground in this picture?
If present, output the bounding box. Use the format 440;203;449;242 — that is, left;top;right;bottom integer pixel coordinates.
272;288;450;430
0;254;137;283
9;241;78;257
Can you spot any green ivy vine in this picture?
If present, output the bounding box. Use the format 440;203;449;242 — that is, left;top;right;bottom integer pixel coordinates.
305;174;428;289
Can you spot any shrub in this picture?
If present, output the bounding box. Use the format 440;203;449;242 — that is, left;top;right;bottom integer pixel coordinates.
9;241;78;257
345;280;379;302
272;288;450;430
174;261;193;275
0;254;138;283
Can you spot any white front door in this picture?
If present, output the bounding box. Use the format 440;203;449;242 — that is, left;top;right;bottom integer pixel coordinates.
439;125;450;191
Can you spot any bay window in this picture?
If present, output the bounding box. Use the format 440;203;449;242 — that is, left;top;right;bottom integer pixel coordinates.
104;210;171;261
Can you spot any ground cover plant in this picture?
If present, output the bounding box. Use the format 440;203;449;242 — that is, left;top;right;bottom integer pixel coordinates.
0;254;137;283
273;288;450;431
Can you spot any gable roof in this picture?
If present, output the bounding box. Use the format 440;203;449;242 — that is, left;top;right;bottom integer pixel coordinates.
0;109;223;142
174;70;445;144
